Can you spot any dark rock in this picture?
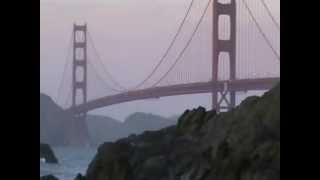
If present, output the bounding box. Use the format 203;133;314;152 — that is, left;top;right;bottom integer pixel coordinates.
176;106;216;137
40;175;59;180
40;143;58;163
78;83;280;180
74;174;86;180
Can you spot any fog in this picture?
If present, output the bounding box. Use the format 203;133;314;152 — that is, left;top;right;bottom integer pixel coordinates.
40;0;279;121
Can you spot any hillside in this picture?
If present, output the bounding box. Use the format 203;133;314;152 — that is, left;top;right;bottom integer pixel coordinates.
87;113;177;146
86;115;124;145
123;112;177;135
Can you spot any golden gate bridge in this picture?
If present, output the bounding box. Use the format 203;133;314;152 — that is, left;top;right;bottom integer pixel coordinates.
54;0;279;145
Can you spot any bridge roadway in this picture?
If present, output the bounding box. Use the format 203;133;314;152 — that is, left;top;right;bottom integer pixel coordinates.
66;77;279;114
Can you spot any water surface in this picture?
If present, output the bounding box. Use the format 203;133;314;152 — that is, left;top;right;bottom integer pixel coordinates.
40;146;96;180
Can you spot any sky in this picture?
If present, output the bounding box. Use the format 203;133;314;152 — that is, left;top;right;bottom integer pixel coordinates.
40;0;280;121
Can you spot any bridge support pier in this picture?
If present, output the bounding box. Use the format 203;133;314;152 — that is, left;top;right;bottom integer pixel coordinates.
212;0;236;112
70;23;90;146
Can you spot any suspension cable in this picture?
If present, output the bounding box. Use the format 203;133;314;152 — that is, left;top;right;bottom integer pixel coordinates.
62;60;123;109
56;30;74;104
86;0;196;90
150;0;213;87
130;0;196;89
242;0;280;61
63;87;72;108
261;0;280;31
87;31;128;91
87;58;125;92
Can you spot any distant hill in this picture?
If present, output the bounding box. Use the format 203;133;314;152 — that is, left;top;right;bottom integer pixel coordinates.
123;112;177;135
87;113;177;146
167;114;180;121
86;114;124;145
40;93;177;146
40;93;69;146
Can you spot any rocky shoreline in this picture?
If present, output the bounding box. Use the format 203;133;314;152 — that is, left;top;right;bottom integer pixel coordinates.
40;143;58;164
72;83;280;180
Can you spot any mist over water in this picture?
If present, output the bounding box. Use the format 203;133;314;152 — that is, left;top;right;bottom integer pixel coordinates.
40;147;96;180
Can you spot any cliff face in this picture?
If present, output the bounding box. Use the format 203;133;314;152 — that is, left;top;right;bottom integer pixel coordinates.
77;83;280;180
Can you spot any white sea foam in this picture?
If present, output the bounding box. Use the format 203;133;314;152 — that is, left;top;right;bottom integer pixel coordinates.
40;146;96;180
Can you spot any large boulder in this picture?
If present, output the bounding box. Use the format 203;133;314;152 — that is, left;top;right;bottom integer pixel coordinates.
40;143;58;164
40;175;59;180
76;83;280;180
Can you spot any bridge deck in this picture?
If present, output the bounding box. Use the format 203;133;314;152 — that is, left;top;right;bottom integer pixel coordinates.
66;77;279;113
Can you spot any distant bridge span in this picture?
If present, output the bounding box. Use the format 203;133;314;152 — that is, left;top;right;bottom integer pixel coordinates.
67;77;279;114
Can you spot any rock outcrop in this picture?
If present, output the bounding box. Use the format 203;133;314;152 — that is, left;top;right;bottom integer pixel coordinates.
76;83;280;180
40;175;59;180
40;143;58;164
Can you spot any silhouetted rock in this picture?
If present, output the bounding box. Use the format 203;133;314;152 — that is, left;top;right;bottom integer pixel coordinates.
76;83;280;180
40;143;58;163
74;173;86;180
40;174;59;180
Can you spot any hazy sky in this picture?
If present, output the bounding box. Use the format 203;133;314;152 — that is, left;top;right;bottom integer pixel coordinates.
40;0;280;121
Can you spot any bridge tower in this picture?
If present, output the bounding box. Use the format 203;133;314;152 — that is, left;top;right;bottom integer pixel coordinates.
71;23;90;146
212;0;236;112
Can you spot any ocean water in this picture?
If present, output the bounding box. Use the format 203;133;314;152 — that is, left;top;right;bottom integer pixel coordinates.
40;146;97;180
